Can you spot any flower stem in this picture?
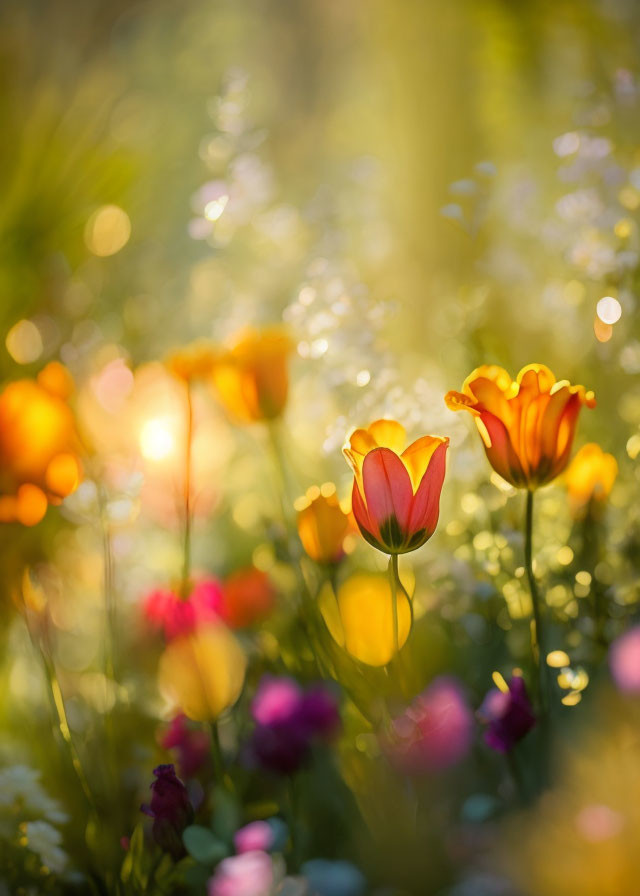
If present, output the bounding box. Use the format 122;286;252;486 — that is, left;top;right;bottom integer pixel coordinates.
389;555;400;655
524;490;546;713
180;381;194;598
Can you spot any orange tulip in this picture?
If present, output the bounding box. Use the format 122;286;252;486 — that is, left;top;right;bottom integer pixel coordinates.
165;342;216;382
565;443;617;518
0;362;82;525
210;326;292;423
295;483;351;564
445;364;595;489
343;419;448;555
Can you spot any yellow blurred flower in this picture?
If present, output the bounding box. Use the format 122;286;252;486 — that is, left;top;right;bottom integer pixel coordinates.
565;443;617;518
158;623;247;721
209;326;293;423
295;483;351;564
445;364;595;489
0;362;82;525
319;572;412;666
502;693;640;896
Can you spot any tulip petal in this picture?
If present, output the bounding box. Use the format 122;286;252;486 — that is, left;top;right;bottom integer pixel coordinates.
368;419;406;453
406;440;448;541
351;479;383;550
402;435;446;491
478;412;526;486
362;448;412;551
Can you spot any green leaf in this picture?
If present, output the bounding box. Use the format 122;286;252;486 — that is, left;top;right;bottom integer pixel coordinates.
182;825;229;865
210;786;241;843
121;823;146;885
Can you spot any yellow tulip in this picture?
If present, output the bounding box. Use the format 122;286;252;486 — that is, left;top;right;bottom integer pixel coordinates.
296;483;351;564
319;572;412;667
565;443;618;518
158;624;247;721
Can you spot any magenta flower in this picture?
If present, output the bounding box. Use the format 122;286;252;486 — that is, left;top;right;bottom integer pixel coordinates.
143;578;224;640
478;676;535;753
388;677;473;773
141;764;193;858
247;676;340;775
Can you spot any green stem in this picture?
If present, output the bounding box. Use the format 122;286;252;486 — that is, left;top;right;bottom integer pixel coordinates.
209;721;225;782
389;555;400;655
524;490;546;711
41;651;96;813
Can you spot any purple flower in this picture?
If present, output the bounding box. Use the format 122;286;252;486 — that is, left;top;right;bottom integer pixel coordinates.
388;677;473;773
247;677;340;775
141;764;193;858
478;676;535;753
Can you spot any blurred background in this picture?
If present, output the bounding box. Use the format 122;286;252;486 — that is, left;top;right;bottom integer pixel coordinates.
3;0;640;894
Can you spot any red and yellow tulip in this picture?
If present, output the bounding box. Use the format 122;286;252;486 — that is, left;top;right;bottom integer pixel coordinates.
343;419;448;555
445;364;595;489
209;326;292;423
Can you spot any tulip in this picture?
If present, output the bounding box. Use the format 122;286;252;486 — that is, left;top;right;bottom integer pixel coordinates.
387;677;473;773
478;675;535;753
210;326;292;423
144;578;224;640
246;676;340;775
0;362;82;525
165;342;217;382
295;483;351;564
208;851;274;896
319;573;412;667
610;626;640;694
158;624;247;722
445;364;595;489
219;567;276;629
160;715;210;779
343;419;448;555
565;443;617;518
141;764;193;859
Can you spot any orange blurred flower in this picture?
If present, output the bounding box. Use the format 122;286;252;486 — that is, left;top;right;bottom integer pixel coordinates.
158;623;247;721
220;566;276;628
296;483;351;564
343;419;448;555
565;443;617;518
445;364;595;489
165;342;216;382
0;362;82;525
209;326;292;423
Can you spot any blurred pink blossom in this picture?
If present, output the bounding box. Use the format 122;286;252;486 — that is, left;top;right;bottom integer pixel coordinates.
208;851;273;896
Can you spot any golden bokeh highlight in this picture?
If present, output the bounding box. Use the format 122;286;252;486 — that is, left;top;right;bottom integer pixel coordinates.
84;204;131;257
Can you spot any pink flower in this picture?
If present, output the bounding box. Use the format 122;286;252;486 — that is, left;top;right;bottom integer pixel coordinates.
144;578;224;640
388;677;473;773
233;821;274;854
610;625;640;693
208;851;273;896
